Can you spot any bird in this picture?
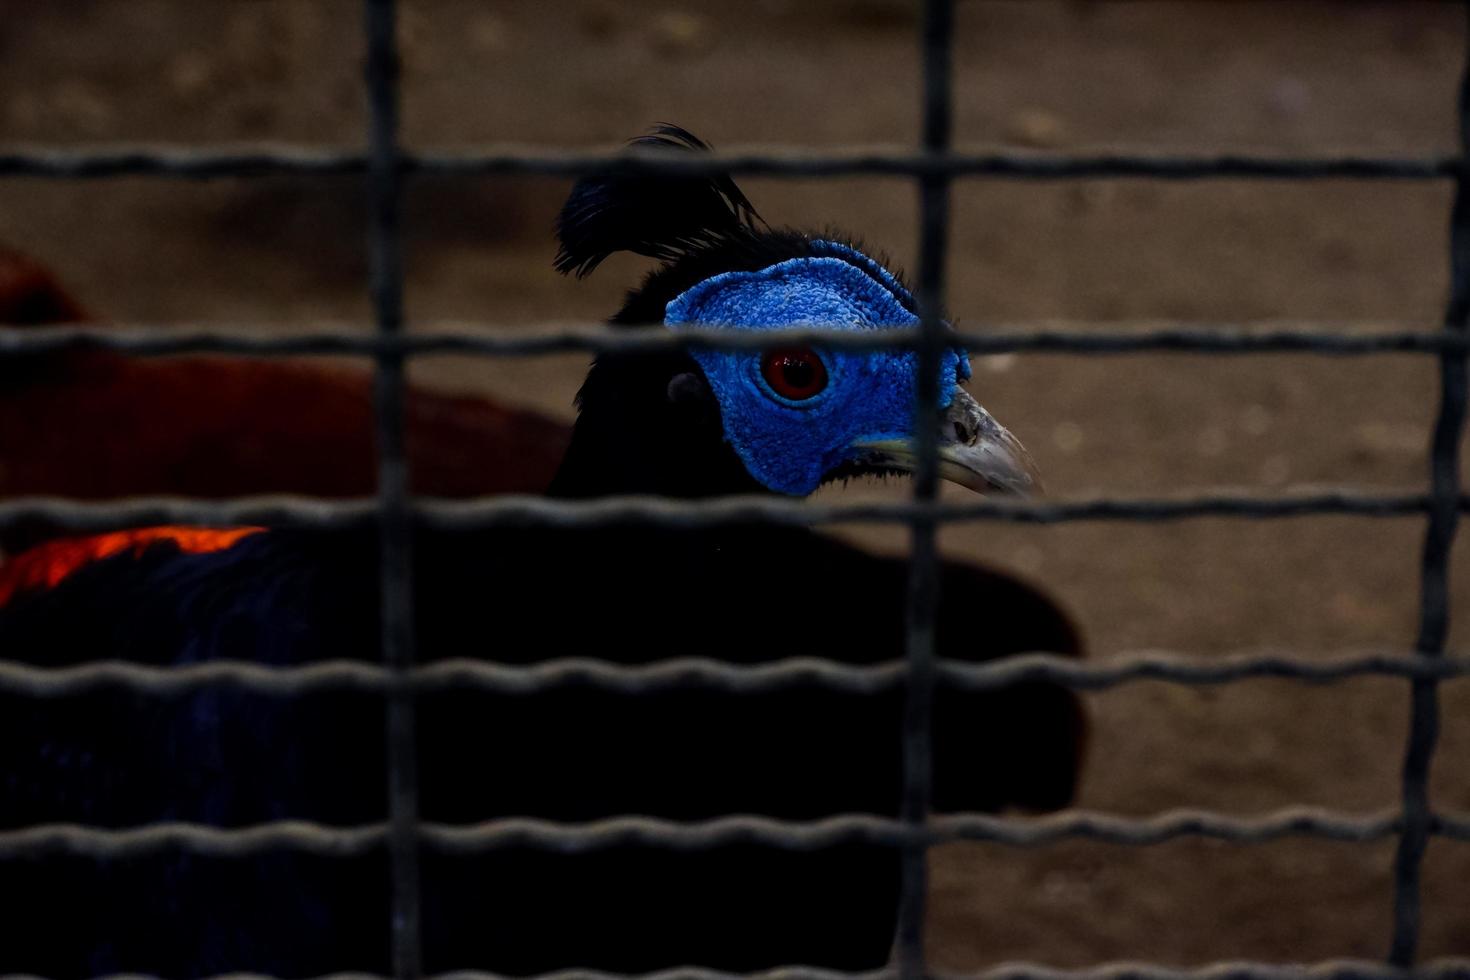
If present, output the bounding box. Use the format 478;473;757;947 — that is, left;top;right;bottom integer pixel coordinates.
0;244;570;556
0;126;1084;978
0;244;89;326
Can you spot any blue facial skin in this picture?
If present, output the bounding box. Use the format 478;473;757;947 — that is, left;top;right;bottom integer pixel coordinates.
665;242;971;496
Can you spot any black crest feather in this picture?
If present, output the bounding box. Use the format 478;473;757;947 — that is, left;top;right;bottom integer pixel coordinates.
554;125;765;279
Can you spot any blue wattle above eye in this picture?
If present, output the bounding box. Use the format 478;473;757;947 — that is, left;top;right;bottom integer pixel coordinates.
665;246;969;496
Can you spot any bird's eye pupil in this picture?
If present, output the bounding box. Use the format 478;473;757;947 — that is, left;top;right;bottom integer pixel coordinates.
783;358;814;388
761;348;828;401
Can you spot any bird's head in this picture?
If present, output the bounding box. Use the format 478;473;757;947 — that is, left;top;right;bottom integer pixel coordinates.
549;125;1039;500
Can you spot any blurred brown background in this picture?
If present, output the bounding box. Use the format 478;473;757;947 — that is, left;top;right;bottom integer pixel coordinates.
1;0;1468;967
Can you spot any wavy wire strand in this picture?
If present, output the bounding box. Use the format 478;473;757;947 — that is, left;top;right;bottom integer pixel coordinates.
1388;2;1470;966
2;323;1467;358
361;0;423;976
7;806;1470;862
0;144;1461;181
5;963;1470;980
0;489;1447;536
894;2;957;977
0;651;1466;698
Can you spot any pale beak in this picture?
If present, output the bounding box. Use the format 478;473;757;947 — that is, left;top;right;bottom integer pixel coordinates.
848;388;1042;495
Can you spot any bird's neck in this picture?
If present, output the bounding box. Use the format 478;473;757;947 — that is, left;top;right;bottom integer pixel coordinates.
547;412;759;499
546;357;762;500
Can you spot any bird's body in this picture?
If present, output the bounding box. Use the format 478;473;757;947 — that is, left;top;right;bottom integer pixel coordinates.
1;521;1080;975
0;128;1084;977
1;350;569;503
0;244;569;555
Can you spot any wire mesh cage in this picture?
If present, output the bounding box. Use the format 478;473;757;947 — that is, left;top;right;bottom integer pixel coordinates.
1;1;1469;978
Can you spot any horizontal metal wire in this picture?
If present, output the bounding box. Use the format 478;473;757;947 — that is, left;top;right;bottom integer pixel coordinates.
950;965;1470;980
0;490;1445;535
0;144;1460;181
6;960;1470;980
1438;811;1470;839
0;652;1466;698
947;966;1470;980
7;807;1469;861
1;323;1463;359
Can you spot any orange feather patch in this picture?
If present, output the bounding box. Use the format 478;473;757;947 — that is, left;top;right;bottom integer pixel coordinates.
0;526;264;608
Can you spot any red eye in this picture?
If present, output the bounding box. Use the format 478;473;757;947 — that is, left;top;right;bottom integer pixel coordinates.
760;347;828;401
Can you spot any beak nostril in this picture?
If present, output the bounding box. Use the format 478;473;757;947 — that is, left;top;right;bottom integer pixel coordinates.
951;413;978;445
943;388;987;446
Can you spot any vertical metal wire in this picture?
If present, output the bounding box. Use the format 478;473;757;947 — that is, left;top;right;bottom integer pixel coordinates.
1388;1;1470;966
896;2;954;979
364;0;423;977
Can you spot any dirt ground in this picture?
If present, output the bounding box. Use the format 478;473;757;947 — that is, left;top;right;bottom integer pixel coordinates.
2;0;1469;968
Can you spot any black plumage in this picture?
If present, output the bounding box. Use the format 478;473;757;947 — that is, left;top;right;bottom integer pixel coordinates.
0;127;1084;978
554;125;767;279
